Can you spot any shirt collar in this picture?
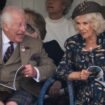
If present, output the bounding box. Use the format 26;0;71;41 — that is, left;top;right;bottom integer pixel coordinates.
2;30;10;45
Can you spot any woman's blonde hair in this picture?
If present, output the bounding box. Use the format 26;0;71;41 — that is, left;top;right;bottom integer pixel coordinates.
74;12;105;35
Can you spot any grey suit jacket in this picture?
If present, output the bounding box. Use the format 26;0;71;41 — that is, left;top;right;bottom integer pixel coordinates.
0;30;56;96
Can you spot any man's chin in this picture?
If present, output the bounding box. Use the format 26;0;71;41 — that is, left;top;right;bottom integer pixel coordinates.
15;38;24;43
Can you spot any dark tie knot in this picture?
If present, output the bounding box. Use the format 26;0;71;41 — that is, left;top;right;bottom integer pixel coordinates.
9;41;14;45
9;41;14;51
9;41;14;50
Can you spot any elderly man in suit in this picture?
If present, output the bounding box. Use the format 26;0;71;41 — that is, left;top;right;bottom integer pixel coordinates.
0;6;56;105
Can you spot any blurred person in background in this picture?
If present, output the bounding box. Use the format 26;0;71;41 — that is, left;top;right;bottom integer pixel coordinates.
24;8;68;105
44;0;77;51
25;8;64;67
25;8;46;40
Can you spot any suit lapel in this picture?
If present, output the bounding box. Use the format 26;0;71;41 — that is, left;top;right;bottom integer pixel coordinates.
5;43;31;65
5;45;20;65
0;34;31;65
20;43;31;65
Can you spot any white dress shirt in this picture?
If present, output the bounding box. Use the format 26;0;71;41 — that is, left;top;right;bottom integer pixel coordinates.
2;30;16;59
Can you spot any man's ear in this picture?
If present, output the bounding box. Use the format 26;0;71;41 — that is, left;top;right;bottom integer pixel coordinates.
3;22;9;32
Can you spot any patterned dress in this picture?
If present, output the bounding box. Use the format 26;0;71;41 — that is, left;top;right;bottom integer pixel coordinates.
56;32;105;105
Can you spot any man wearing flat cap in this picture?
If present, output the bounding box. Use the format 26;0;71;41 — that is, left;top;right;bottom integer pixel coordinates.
56;1;105;105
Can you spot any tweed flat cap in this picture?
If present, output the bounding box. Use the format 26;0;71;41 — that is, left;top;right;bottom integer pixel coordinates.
72;1;102;19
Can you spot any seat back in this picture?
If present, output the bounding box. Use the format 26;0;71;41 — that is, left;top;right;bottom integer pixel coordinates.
37;77;76;105
67;81;76;105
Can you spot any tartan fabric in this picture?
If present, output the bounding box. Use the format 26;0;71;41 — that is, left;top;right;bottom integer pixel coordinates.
8;90;36;105
0;91;13;103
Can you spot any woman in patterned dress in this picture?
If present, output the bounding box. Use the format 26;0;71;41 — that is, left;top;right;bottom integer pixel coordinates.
56;1;105;105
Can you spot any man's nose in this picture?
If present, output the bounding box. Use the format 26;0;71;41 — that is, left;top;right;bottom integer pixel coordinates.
21;25;26;32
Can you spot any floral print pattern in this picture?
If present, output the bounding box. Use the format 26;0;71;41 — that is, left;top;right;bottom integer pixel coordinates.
56;32;105;105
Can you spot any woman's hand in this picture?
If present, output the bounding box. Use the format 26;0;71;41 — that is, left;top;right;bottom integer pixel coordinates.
68;69;91;80
80;69;90;80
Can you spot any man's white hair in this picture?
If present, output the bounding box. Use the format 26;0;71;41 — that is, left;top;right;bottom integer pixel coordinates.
1;6;25;28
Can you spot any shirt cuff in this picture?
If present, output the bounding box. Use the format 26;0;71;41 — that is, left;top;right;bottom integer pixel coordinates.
33;67;40;82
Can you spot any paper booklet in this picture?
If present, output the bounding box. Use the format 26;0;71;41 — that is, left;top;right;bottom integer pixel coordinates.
0;65;24;91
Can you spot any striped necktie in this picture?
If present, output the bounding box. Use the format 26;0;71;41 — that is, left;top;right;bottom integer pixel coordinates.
3;41;14;63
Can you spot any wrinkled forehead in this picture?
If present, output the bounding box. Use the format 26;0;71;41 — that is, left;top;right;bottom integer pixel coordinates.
7;12;26;26
3;6;25;19
2;6;25;21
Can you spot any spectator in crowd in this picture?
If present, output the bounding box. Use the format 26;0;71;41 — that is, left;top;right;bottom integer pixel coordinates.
44;0;77;51
0;6;56;105
24;8;64;66
56;1;105;105
25;8;46;40
24;8;68;105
